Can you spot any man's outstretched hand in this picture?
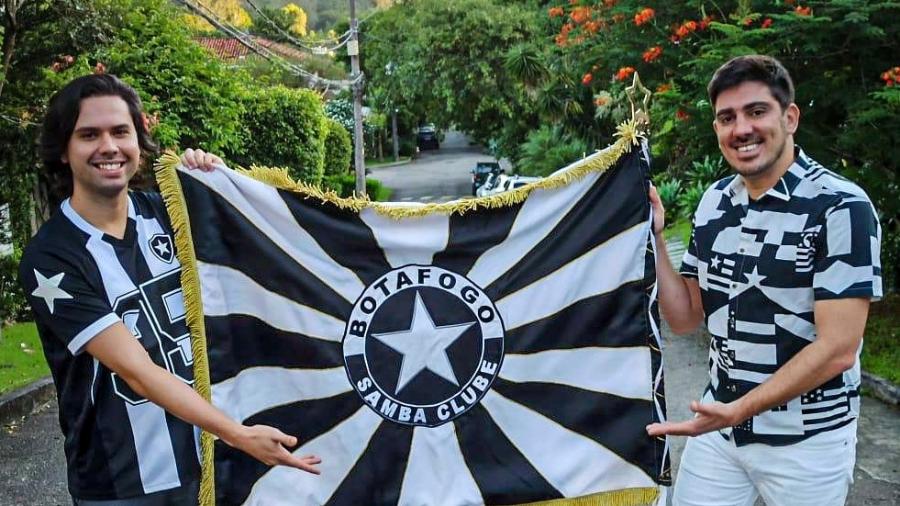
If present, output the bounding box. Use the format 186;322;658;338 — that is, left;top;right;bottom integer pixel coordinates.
646;399;747;437
230;425;322;475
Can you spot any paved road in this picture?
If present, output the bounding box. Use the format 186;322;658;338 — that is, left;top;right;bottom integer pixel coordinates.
2;137;897;505
370;130;506;203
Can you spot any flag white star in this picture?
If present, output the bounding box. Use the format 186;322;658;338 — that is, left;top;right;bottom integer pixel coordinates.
31;269;73;314
372;291;475;394
710;255;722;270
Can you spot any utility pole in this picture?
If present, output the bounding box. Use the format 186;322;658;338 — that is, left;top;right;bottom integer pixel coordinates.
391;108;399;162
348;0;366;196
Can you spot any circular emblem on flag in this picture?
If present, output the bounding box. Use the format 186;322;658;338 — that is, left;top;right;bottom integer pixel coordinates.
343;265;504;427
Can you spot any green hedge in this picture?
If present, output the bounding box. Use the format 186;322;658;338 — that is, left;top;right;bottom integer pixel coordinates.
321;174;391;201
231;86;327;185
323;118;352;176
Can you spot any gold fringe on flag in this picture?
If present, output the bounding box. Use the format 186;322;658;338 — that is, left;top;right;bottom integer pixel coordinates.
155;151;217;506
516;487;659;506
154;119;651;506
173;119;641;221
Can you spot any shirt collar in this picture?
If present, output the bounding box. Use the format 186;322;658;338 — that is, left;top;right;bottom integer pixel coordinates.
725;146;806;206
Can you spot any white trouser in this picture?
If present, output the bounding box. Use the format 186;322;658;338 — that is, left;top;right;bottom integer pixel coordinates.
672;421;857;506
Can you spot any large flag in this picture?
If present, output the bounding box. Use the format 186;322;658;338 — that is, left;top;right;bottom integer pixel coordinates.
158;124;670;506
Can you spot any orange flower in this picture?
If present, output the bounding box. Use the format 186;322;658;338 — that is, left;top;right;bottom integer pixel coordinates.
604;0;616;7
612;13;625;23
684;20;698;31
555;33;569;47
676;109;690;121
548;6;564;17
761;18;773;28
634;7;655;26
795;6;812;16
741;17;753;26
699;15;714;30
93;62;106;74
582;72;593;85
615;66;636;81
656;83;672;93
570;6;592;24
560;23;574;35
880;67;900;87
584;20;601;34
594;96;609;107
642;46;663;63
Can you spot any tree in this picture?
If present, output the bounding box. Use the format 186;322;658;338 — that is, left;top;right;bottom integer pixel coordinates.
282;3;308;36
362;0;542;156
184;0;252;33
0;0;28;98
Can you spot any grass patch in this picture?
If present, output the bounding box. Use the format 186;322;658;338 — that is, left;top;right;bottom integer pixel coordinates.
0;322;49;395
862;293;900;385
663;218;692;246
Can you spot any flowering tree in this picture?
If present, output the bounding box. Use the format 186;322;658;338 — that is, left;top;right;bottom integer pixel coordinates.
538;0;899;288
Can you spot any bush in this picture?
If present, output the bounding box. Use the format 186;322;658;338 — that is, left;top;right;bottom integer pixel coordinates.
653;176;682;226
677;181;706;222
517;126;587;177
323;118;352;176
0;249;27;324
321;174;390;201
232;86;327;184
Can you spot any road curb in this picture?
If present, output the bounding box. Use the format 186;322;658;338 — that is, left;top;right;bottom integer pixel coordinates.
368;159;413;170
862;371;900;406
0;376;54;425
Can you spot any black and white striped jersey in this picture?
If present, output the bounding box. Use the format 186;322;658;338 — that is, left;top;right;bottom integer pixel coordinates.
681;148;882;446
19;192;200;500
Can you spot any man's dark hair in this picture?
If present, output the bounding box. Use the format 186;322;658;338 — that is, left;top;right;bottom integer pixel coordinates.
39;74;158;205
707;55;795;110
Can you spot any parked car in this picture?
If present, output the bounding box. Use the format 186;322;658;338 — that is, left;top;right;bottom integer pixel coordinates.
416;124;440;150
477;174;541;197
471;161;502;195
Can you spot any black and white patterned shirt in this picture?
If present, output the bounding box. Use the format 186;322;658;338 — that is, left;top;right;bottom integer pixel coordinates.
19;192;200;500
680;148;882;446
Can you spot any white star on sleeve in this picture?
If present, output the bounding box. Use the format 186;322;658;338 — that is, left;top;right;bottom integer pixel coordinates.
31;269;74;314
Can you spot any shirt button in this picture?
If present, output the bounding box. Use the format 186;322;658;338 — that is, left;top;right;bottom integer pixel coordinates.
739;248;745;253
731;283;737;289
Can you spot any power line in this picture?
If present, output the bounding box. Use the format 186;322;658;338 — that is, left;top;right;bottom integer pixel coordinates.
177;0;359;89
242;0;352;55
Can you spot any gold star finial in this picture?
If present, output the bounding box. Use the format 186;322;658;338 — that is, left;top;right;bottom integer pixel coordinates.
625;72;652;134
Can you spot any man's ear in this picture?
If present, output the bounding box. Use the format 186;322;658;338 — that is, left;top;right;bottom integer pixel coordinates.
785;103;800;135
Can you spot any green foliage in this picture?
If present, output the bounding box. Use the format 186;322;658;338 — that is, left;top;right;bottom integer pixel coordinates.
0;322;49;394
232;85;327;184
93;0;246;153
323;117;352;176
685;155;727;188
516;126;587;178
677;181;706;222
653;176;682;226
0;249;27;324
861;294;900;384
362;0;542;155
320;174;391;201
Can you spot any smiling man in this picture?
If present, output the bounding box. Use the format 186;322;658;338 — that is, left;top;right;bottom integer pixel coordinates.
647;55;882;505
19;74;321;505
